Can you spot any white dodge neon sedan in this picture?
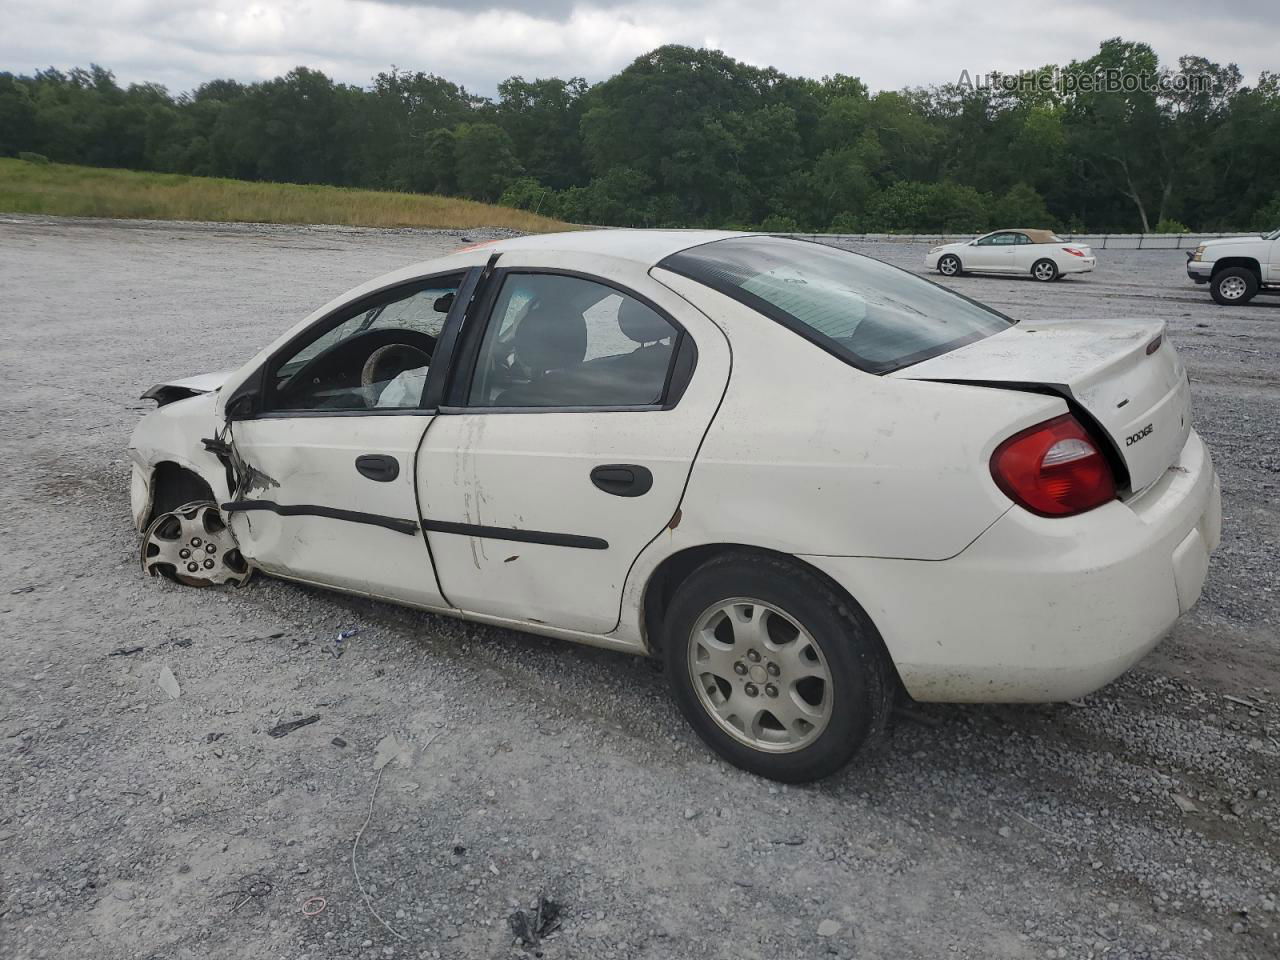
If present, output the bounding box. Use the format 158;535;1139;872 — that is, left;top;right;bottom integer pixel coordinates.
926;229;1097;281
129;231;1220;782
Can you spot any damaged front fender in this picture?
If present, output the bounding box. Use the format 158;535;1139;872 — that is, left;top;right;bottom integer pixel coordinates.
128;390;233;530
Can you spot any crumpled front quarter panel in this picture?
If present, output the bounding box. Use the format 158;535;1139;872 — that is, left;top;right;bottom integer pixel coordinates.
127;391;231;529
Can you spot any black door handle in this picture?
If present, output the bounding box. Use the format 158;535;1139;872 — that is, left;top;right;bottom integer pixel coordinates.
590;464;653;497
356;454;400;482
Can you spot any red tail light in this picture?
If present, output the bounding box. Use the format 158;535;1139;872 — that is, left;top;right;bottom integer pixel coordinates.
1063;247;1086;257
990;415;1116;517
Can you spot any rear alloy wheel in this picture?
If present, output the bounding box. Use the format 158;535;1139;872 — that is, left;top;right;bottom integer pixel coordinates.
1210;267;1258;306
937;254;962;277
663;553;892;782
140;501;252;587
1031;258;1059;282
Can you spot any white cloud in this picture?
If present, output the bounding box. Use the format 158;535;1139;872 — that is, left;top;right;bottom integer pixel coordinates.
0;0;1273;96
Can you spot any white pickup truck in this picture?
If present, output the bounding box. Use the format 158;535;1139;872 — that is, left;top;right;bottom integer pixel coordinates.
1186;227;1280;304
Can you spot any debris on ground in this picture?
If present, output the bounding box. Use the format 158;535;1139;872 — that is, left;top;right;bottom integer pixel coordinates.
509;893;564;953
350;732;440;942
266;714;319;738
237;631;285;644
205;732;226;743
372;733;411;771
156;664;181;700
817;919;842;937
331;736;347;748
108;645;145;657
218;873;273;913
337;628;362;641
1171;793;1199;814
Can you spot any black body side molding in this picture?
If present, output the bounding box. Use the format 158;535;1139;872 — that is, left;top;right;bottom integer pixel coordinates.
420;519;608;550
221;500;420;536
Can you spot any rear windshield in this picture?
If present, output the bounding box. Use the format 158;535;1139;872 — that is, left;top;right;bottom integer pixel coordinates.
660;236;1013;373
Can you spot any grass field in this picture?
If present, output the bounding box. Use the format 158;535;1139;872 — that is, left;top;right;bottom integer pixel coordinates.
0;158;572;232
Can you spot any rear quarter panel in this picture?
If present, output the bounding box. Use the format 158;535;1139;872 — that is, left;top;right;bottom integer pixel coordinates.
636;269;1065;563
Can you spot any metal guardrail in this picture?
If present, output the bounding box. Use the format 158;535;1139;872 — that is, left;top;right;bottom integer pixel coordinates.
787;232;1244;250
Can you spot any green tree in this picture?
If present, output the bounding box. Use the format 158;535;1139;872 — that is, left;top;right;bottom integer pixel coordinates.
992;183;1054;227
495;76;587;189
453;123;523;201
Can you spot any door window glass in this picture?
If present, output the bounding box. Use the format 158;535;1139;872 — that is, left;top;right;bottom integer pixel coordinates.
271;278;460;412
468;274;678;408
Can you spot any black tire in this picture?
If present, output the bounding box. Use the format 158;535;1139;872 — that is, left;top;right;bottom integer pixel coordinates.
937;254;962;277
1031;258;1058;282
661;552;894;783
1210;267;1258;306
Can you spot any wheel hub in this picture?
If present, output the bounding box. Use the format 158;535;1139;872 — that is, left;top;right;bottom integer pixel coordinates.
687;598;834;753
140;501;252;588
1221;277;1246;299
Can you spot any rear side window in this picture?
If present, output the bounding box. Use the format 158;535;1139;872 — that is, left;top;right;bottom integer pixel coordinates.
467;273;680;408
660;236;1012;373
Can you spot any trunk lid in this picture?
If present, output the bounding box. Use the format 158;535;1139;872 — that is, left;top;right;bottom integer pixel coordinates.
892;318;1191;493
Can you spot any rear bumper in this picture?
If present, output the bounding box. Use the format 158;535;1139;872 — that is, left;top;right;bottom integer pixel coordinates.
1063;256;1096;274
805;430;1220;702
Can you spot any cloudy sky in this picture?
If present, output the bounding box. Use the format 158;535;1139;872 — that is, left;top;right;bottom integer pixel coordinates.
1;0;1275;96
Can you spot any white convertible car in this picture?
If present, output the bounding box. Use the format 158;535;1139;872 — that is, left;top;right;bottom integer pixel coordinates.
927;229;1096;281
130;231;1219;782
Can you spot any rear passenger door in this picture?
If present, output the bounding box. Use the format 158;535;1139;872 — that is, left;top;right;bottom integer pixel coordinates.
416;254;730;634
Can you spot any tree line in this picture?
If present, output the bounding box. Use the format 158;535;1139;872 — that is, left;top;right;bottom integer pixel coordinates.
2;38;1278;233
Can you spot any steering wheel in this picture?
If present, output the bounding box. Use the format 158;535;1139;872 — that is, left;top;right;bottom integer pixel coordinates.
277;329;437;408
361;342;433;406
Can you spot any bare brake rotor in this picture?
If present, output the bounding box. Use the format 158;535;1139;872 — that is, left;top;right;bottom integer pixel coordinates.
140;501;252;588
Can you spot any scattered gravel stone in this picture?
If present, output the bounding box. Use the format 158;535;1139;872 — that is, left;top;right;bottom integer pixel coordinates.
4;220;1277;960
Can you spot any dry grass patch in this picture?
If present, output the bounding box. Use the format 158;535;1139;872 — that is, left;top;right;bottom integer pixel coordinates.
0;158;572;232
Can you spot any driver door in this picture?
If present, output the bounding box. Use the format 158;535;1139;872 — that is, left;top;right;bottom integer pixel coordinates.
973;232;1017;272
221;271;469;608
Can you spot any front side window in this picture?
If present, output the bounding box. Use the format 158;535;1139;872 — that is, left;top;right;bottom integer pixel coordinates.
468;273;678;408
661;236;1012;374
271;277;460;412
990;233;1018;245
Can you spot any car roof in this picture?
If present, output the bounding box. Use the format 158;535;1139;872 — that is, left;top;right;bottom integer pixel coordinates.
989;228;1058;243
477;229;749;267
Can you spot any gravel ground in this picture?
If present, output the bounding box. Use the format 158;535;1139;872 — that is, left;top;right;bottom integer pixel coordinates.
1;216;1277;960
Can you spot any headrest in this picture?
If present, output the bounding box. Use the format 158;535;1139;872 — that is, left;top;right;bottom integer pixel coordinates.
513;301;587;374
618;298;672;344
